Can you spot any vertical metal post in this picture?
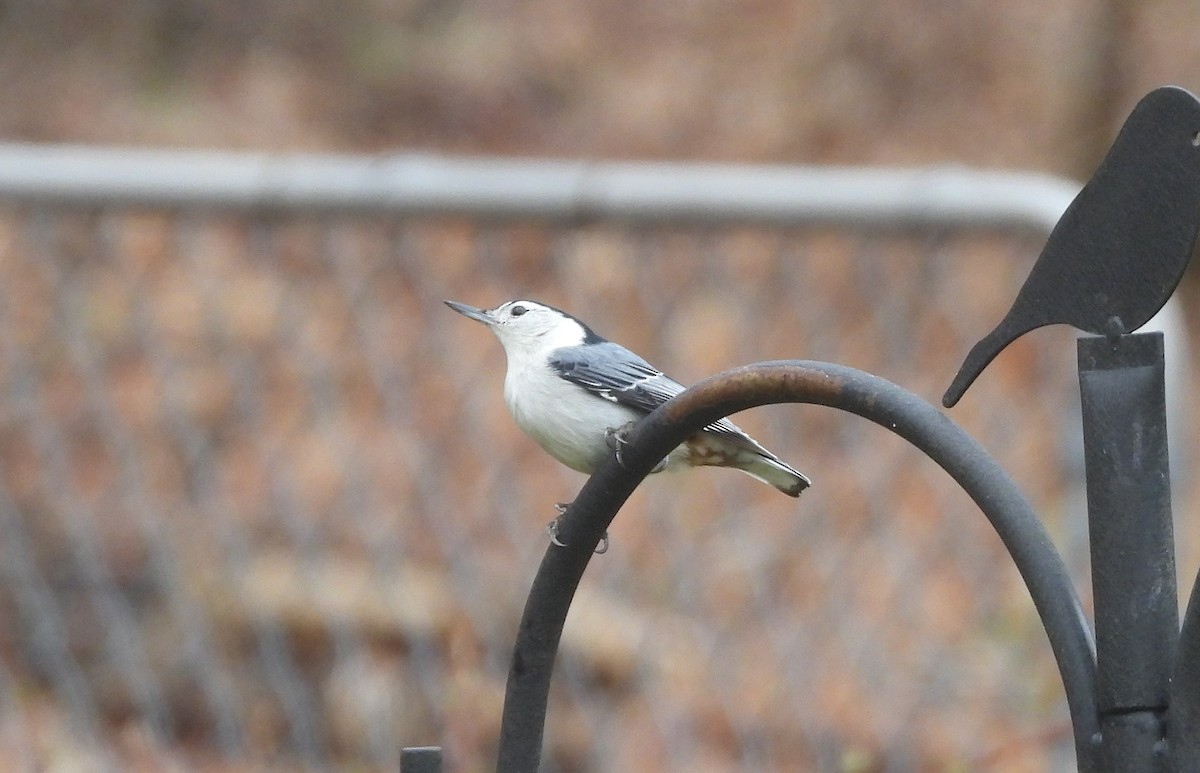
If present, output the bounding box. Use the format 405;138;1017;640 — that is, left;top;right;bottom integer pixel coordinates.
1168;569;1200;767
401;746;443;773
1078;332;1177;771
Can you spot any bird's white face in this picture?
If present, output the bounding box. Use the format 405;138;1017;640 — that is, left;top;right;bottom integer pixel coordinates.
445;299;590;357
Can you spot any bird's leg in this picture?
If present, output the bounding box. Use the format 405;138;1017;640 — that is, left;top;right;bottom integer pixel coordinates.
546;502;609;554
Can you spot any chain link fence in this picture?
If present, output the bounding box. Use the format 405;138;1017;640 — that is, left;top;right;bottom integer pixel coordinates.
0;146;1194;772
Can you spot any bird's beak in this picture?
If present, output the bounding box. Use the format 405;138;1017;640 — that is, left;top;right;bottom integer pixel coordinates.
444;300;496;325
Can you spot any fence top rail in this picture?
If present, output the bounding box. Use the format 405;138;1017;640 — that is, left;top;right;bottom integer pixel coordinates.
0;142;1079;230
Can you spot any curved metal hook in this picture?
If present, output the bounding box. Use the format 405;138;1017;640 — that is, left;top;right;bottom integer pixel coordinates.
495;360;1098;772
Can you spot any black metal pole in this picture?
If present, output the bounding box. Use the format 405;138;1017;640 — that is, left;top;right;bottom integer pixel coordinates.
1078;333;1177;771
1168;568;1200;767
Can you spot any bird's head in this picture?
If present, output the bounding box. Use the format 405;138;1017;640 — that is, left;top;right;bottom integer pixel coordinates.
445;299;601;356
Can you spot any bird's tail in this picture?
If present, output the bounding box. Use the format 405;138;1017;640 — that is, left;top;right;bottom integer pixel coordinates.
736;452;811;497
685;432;810;497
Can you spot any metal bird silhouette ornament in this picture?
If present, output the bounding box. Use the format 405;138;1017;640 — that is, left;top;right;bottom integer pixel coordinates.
944;86;1200;408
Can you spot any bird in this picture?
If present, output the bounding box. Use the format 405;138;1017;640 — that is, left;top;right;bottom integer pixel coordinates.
943;85;1200;408
445;299;811;501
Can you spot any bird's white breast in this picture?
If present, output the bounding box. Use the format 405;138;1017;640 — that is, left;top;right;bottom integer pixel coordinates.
503;351;641;473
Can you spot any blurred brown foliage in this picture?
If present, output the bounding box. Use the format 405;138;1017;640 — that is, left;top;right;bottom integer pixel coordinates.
2;0;1200;175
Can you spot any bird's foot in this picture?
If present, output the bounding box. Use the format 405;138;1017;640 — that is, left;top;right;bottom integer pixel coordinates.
547;504;609;554
605;422;647;470
547;503;570;547
605;424;668;473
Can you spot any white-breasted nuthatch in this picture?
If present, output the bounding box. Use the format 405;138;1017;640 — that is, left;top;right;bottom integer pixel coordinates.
445;299;811;499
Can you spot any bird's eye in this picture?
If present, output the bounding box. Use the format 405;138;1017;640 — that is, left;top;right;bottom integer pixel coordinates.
510;305;528;317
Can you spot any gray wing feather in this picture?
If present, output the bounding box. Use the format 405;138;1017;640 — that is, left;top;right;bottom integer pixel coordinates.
548;342;749;440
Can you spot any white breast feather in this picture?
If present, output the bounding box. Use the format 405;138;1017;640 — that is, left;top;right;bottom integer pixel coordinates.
503;352;642;473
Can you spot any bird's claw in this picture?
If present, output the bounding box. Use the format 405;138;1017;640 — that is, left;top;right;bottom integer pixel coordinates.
605;422;638;469
548;505;569;547
604;422;652;470
547;519;568;547
605;422;668;473
547;505;609;554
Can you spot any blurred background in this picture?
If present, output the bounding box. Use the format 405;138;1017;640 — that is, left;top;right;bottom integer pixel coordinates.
1;1;1200;771
3;0;1200;173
